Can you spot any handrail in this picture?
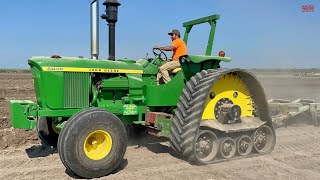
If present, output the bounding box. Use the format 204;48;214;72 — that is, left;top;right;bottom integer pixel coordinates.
183;14;220;27
183;14;220;56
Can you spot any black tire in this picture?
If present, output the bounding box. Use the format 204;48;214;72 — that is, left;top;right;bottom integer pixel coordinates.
37;117;59;147
58;109;127;178
169;69;223;163
57;108;105;172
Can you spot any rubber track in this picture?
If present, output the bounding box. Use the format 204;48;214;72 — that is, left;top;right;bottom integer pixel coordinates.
169;68;275;164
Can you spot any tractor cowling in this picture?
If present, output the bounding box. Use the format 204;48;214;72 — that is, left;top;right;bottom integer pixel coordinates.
101;0;121;61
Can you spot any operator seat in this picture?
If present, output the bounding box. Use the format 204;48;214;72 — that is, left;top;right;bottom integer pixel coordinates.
172;68;181;73
172;55;187;74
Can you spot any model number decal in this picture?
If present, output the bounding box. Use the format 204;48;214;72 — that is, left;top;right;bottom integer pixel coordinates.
46;67;64;71
123;104;138;115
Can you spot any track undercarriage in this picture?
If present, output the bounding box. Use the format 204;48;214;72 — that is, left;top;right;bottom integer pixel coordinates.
169;69;276;164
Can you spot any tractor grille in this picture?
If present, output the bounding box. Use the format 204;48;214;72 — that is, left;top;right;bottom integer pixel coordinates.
64;72;90;108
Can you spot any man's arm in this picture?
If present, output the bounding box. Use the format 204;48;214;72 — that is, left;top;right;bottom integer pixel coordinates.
153;45;174;51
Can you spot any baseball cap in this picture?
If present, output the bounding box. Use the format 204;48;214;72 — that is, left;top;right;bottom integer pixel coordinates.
168;29;180;36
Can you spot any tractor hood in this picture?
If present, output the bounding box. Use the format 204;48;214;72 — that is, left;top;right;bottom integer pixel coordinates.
28;56;144;74
27;56;144;110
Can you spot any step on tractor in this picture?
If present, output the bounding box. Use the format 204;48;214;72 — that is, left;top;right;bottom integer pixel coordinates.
10;0;276;178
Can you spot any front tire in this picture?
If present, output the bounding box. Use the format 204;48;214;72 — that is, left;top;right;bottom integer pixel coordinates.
58;110;127;178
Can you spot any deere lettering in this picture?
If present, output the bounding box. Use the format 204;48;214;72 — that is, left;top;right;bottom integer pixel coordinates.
104;69;119;73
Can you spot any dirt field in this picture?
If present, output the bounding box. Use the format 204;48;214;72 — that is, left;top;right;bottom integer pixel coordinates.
1;73;320;179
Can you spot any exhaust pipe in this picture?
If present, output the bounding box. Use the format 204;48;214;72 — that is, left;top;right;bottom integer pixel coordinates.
102;0;121;61
90;0;99;59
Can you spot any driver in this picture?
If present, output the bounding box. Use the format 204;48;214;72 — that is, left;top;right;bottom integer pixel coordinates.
153;29;187;84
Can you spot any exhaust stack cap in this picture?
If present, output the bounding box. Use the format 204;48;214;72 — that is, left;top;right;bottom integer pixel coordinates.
101;0;121;61
101;0;121;23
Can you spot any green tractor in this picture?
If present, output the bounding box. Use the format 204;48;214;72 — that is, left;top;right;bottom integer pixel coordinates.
10;0;276;178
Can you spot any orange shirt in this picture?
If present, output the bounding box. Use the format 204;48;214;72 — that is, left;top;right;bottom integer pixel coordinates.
172;38;187;61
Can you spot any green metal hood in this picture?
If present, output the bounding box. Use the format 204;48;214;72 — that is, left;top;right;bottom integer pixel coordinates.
28;56;144;73
28;56;144;110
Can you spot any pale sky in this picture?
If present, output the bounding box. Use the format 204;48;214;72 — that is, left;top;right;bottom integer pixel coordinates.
0;0;319;68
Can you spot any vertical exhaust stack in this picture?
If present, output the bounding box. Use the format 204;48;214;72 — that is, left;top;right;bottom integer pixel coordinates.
91;0;99;59
101;0;121;61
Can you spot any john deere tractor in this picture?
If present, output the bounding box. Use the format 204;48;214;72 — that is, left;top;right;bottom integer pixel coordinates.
10;0;276;178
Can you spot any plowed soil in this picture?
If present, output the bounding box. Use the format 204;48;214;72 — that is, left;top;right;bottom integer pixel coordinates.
1;73;320;180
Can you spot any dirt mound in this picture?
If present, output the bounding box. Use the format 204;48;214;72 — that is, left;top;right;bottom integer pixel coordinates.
0;99;11;129
0;128;39;149
0;117;11;129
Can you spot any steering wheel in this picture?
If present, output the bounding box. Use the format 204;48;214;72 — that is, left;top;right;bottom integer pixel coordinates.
152;48;168;62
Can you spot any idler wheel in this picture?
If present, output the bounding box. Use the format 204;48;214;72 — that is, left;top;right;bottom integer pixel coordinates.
194;130;219;162
253;125;275;154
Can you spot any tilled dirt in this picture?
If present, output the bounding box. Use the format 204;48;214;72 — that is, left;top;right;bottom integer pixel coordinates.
0;73;35;129
1;126;320;180
1;73;320;179
0;73;38;149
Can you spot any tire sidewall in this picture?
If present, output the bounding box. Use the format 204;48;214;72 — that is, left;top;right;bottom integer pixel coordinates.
60;110;127;178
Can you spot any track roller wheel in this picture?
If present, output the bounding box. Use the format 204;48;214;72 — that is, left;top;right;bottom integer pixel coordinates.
219;137;236;159
236;135;253;156
37;117;59;147
253;125;275;154
58;109;127;178
194;130;219;163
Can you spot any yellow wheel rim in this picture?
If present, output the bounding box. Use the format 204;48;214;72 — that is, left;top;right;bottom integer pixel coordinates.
202;73;254;120
84;130;112;160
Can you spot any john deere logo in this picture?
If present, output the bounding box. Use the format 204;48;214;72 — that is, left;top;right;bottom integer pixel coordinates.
42;66;143;74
